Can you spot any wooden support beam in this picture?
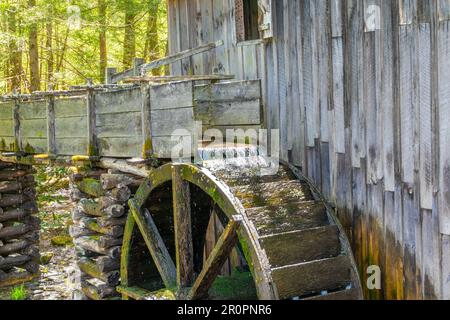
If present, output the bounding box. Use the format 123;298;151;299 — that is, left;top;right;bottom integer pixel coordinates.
109;58;145;84
140;84;153;159
133;58;145;76
128;199;177;289
13;97;21;152
188;218;241;300
46;94;56;155
86;85;97;156
140;41;224;75
105;68;117;85
172;165;194;288
124;74;234;83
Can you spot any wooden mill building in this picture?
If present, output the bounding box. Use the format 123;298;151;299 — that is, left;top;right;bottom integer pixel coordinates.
165;0;450;300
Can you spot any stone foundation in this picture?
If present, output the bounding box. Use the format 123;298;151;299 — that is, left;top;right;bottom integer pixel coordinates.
0;161;40;287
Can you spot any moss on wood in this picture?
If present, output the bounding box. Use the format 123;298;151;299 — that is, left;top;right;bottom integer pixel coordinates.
76;178;105;197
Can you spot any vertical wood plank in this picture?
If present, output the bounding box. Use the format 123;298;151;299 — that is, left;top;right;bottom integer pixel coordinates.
168;0;182;75
275;0;287;161
381;0;395;192
212;0;228;74
192;0;204;74
201;0;215;73
438;17;450;235
283;0;293;155
317;0;330;144
301;0;316;148
442;235;450;298
179;0;192;74
331;27;345;153
346;0;364;168
363;0;379;184
399;11;416;185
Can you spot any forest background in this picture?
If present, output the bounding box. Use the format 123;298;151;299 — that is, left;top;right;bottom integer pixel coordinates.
0;0;168;94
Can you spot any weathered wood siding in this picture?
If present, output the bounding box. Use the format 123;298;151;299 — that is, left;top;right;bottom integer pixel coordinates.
167;0;450;299
95;88;142;157
54;97;88;155
0;102;15;151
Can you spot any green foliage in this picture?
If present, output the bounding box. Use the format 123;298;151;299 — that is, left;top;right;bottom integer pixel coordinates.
0;0;168;93
10;285;28;300
209;269;258;300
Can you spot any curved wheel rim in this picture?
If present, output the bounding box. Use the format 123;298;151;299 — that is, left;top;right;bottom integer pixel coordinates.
119;163;275;300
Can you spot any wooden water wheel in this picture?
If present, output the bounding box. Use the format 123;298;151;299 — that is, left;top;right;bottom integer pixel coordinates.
118;162;363;300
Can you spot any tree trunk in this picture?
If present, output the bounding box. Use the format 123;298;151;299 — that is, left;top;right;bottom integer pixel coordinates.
143;0;159;75
28;0;40;92
122;8;136;69
7;2;23;92
45;8;53;89
98;0;107;82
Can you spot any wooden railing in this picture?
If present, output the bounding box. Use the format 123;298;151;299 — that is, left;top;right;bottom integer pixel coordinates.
105;41;224;84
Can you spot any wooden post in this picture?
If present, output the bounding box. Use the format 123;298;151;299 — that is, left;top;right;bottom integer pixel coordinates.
12;95;21;152
172;165;194;289
132;58;145;76
140;84;153;159
105;68;117;84
47;93;56;155
86;79;98;156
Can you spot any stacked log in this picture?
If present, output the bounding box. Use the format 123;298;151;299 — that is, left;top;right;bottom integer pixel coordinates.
0;161;40;287
69;169;142;300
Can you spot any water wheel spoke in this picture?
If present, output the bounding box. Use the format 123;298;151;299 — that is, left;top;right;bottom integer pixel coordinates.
188;218;242;300
172;165;195;288
128;198;177;288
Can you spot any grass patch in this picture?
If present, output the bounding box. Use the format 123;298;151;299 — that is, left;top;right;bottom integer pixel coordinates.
10;285;28;300
209;269;257;300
